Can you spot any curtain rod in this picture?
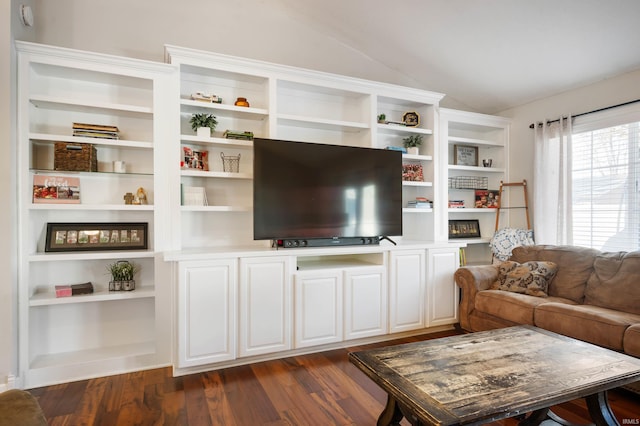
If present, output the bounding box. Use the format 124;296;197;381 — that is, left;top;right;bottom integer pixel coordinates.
528;98;640;128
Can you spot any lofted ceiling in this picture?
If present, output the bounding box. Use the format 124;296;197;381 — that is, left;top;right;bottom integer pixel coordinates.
277;0;640;113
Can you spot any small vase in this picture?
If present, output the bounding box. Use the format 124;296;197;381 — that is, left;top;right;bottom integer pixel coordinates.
197;127;211;138
407;147;419;155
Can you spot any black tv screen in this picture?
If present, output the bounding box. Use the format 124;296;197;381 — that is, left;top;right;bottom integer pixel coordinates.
253;138;402;241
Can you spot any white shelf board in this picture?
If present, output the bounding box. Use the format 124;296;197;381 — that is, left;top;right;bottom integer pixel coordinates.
448;136;504;147
29;341;156;370
30;95;153;115
277;114;369;132
180;99;268;118
181;205;252;212
403;153;433;161
30;132;153;149
28;250;156;262
402;181;433;187
29;203;154;211
403;208;433;213
451;238;491;245
377;123;433;135
180;135;253;147
448;208;500;213
448;165;506;173
181;170;252;179
30;286;155;307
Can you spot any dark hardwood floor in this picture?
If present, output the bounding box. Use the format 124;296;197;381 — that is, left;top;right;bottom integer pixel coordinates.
29;330;640;425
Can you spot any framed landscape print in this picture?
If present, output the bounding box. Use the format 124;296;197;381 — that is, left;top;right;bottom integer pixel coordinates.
45;222;148;252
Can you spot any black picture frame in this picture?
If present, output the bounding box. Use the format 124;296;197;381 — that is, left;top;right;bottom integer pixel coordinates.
45;222;148;252
448;219;481;239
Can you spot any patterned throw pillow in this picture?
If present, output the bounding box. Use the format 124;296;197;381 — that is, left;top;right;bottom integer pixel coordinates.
491;261;558;297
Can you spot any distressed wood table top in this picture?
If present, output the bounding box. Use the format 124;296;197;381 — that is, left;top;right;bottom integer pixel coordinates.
349;325;640;425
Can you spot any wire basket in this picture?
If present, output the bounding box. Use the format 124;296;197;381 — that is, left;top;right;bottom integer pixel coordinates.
448;176;488;190
221;152;240;173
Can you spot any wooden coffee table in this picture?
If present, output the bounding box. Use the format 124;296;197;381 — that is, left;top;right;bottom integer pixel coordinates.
349;325;640;425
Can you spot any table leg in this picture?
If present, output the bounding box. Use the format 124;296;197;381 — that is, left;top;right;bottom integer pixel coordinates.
586;391;620;426
378;394;404;426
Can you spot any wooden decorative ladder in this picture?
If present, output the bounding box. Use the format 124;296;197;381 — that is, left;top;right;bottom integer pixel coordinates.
495;180;531;231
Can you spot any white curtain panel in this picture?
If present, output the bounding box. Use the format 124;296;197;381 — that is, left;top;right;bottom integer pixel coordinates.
533;117;573;245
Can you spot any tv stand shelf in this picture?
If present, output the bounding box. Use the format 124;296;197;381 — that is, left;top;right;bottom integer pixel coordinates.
296;253;385;271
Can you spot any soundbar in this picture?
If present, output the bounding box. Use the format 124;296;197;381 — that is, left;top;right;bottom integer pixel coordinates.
274;237;380;249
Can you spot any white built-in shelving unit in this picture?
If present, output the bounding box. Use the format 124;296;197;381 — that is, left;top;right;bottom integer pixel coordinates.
14;41;511;387
164;45;445;248
16;41;176;388
440;108;511;265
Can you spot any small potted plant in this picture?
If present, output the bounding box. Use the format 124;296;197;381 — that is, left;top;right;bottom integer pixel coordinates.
107;260;138;291
190;113;218;138
377;113;387;124
403;134;423;155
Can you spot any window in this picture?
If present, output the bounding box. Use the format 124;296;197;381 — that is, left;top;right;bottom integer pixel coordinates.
571;106;640;252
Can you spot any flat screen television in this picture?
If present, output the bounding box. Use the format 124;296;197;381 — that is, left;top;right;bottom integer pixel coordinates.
253;138;402;246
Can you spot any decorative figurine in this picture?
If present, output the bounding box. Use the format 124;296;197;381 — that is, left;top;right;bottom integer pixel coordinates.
134;187;148;205
124;192;135;205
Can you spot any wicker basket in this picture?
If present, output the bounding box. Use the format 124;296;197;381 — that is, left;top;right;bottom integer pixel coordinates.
448;176;488;190
54;142;98;172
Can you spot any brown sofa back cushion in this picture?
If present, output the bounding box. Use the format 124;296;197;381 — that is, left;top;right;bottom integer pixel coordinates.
585;251;640;315
510;245;598;302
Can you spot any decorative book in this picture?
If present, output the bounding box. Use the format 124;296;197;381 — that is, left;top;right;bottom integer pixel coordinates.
475;189;499;208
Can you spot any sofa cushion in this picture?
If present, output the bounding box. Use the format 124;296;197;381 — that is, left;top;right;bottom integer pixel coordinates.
492;261;557;297
624;324;640;357
510;245;599;303
475;290;576;325
535;302;640;351
584;251;640;315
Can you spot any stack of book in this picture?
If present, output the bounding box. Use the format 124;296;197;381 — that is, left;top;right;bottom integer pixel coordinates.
448;200;465;208
223;130;254;140
181;185;209;206
72;122;119;139
407;197;432;209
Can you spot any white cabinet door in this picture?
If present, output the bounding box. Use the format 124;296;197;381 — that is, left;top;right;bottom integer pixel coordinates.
294;270;343;348
239;256;293;357
427;248;460;326
389;250;426;333
344;266;387;340
177;259;237;368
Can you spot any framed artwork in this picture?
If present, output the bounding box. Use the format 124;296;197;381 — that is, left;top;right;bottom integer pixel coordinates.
448;219;481;239
454;145;479;167
33;175;80;204
45;222;148;252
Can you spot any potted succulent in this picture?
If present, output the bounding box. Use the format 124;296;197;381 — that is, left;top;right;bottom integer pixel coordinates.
402;134;423;155
107;260;138;291
377;113;387;124
190;113;218;138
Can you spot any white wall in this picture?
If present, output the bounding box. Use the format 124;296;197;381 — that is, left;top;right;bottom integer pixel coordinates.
498;69;640;229
2;0;35;390
30;0;430;95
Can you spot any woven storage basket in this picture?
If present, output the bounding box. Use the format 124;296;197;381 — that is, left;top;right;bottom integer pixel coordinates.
54;142;98;172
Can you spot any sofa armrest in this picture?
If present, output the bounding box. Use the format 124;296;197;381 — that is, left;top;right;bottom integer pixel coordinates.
454;265;499;331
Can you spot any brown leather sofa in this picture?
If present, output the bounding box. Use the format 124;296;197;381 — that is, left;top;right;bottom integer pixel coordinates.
454;245;640;358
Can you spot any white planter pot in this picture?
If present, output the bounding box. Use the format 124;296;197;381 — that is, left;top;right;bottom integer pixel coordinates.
197;127;211;138
407;147;419;155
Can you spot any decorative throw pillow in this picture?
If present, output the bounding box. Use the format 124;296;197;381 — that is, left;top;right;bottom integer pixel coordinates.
491;261;558;297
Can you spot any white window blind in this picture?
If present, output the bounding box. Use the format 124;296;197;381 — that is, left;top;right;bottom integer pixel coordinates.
571;104;640;252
